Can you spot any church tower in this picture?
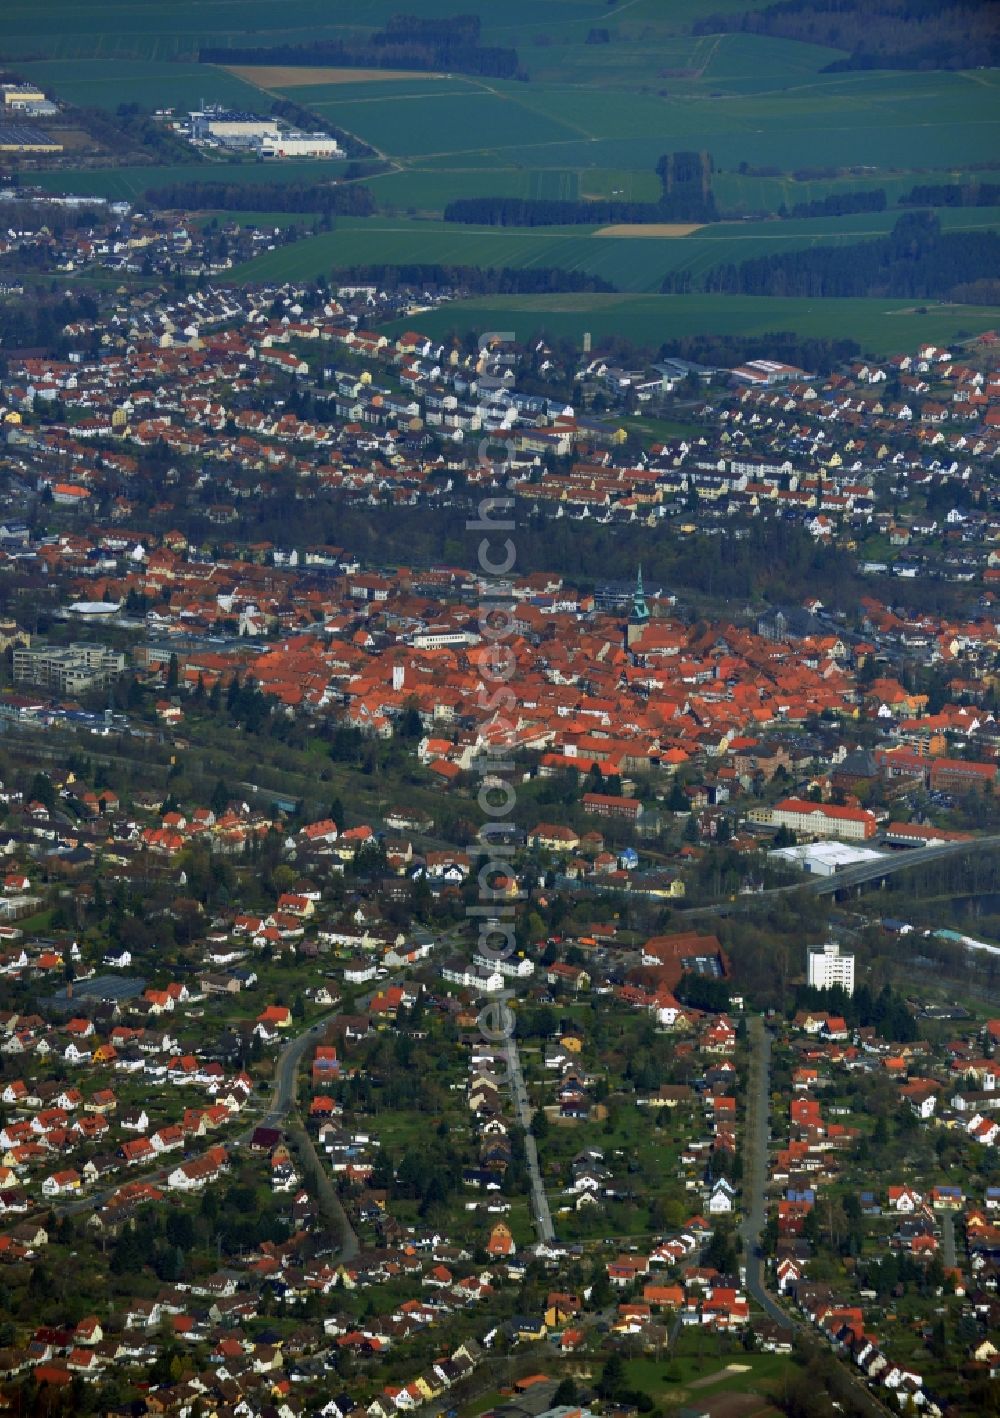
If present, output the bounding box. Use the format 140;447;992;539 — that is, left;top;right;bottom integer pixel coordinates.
626;565;650;649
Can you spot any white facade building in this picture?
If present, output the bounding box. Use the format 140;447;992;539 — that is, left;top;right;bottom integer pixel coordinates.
807;941;855;996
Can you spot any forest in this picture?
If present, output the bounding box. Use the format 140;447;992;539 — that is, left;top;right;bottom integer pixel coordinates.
186;497;863;610
665;212;1000;300
900;181;1000;208
694;0;1000;71
444;151;717;226
328;262;616;294
200;13;521;80
141;180;376;217
0;290;100;359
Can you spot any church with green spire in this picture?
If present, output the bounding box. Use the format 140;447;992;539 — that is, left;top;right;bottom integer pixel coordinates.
626;565;650;648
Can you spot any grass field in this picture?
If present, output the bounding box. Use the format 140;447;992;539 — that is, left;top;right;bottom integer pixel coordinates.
1;1;774;68
31;160;352;202
375;293;1000;357
6;0;998;354
15;58;267;112
222;207;1000;295
278;67;1000;173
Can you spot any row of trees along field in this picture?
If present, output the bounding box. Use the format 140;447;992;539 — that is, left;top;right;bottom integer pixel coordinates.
694;0;1000;71
201;13;521;80
327;262;616;293
444;150;718;226
142;180;376;216
663;212;1000;300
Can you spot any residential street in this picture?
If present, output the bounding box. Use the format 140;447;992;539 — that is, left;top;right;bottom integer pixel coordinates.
739;1015;792;1328
14;1005;361;1256
505;1036;555;1243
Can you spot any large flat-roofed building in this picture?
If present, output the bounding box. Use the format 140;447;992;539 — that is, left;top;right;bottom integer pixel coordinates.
189;107;279;147
2;83;46;107
807;941;855;996
769;841;884;877
261;132;341;159
13;642;126;693
0;123;62;153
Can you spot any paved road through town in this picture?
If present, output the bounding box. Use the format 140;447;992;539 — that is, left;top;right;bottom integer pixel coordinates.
504;1036;555;1244
740;1015;791;1327
17;1004;360;1256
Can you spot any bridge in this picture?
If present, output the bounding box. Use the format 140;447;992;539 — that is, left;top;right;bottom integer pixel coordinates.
682;833;1000;918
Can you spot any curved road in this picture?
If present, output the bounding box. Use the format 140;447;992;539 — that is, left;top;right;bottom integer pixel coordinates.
18;1007;360;1257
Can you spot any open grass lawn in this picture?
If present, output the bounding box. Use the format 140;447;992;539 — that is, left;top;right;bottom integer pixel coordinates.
626;1348;795;1400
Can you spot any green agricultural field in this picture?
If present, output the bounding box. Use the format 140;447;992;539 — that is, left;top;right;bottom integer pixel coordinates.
32;159;351;203
6;0;998;359
370;165;583;213
0;0;772;66
14;59;267;112
712;167;994;217
223;207;1000;295
277;86;585;160
377;293;1000;357
236;63;1000;178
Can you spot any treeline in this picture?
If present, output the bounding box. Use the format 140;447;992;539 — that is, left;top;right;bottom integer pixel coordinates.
901;181;1000;208
655;150;717;221
694;0;1000;71
73;103;192;162
217;498;862;610
445;149;717;227
0;198;107;234
269;98;375;160
784;188;886;219
666;212;1000;299
201;13;521;81
330;262;616;293
793;980;917;1041
0;290;100;355
142;180;376;216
